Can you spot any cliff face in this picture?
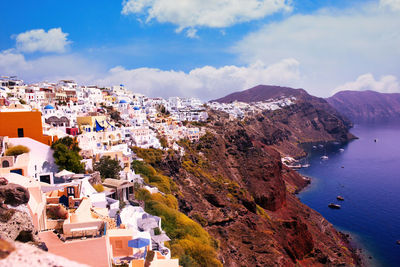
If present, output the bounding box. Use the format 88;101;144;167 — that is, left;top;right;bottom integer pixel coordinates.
327;90;400;123
155;114;359;266
212;85;355;158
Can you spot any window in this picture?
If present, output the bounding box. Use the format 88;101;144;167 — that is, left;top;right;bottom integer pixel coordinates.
2;161;10;168
115;240;123;249
17;128;24;137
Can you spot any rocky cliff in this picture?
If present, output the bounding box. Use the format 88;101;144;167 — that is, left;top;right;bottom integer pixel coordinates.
327;90;400;123
148;112;360;266
214;85;355;157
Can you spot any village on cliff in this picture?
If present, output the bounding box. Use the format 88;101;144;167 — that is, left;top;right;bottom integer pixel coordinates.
0;76;295;266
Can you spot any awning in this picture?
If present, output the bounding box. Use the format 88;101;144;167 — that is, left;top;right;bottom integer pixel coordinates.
128;238;150;248
55;169;75;177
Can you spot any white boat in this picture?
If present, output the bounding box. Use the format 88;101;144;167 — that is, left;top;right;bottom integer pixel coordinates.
339;148;344;152
320;155;329;160
302;164;310;168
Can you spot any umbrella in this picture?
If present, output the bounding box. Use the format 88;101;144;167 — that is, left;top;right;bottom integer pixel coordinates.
55;169;75;177
137;218;158;231
151;233;171;243
128;238;150;248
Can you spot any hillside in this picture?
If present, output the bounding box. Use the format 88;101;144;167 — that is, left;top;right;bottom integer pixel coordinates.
140;114;360;266
212;85;355;157
327;90;400;123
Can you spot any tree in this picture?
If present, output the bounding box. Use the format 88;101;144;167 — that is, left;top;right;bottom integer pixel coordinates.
93;156;122;179
52;138;84;173
52;137;81;152
5;145;30;156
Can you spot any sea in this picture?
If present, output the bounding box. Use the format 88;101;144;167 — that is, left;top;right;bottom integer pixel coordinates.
297;123;400;267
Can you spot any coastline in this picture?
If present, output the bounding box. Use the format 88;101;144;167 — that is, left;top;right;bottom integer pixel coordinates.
295;174;365;266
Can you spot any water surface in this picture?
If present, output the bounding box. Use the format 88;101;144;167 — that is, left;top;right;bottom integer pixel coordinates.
298;124;400;266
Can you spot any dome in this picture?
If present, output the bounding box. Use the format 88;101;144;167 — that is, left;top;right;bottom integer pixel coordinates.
119;99;128;104
44;105;55;110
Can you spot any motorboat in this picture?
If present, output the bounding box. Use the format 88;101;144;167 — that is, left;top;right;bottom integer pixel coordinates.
339;148;344;152
337;196;344;201
321;155;329;160
328;203;341;209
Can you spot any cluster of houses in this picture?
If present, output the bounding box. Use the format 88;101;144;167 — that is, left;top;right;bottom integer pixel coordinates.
0;76;214;267
208;96;297;119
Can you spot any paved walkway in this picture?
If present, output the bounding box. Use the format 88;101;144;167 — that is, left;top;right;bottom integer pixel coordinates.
39;231;109;267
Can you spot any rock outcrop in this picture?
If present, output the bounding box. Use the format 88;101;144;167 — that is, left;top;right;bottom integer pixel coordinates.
327;90;400;123
0;178;39;245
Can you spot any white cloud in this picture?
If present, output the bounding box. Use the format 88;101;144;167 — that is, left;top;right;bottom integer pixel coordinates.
15;28;71;53
0;50;104;83
186;28;199;39
380;0;400;11
93;58;301;100
232;2;400;97
121;0;291;33
333;73;400;94
0;48;300;100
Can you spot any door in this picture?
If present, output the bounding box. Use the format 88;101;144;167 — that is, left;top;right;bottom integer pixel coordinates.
17;128;24;137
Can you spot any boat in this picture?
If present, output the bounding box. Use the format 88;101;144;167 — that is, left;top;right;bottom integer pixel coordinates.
302;164;310;168
318;144;324;148
337;196;344;201
312;145;317;149
321;155;329;160
328;203;341;209
339;148;344;152
396;240;400;245
287;164;302;169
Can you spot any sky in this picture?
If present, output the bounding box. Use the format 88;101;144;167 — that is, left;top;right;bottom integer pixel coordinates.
0;0;399;100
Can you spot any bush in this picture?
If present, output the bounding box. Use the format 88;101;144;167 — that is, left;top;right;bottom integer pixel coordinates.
131;160;177;194
46;205;68;220
5;145;30;156
144;200;222;267
94;156;122;179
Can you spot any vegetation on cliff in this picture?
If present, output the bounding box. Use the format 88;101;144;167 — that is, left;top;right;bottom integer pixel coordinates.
131;147;222;267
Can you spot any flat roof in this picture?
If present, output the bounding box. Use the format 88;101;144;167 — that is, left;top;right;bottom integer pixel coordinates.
39;231;108;267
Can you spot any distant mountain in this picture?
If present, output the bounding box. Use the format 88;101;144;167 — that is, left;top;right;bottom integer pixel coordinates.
212;85;312;103
327;90;400;123
211;85;355;155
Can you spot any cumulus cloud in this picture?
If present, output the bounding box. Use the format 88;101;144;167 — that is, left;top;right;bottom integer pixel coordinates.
0;50;104;83
15;28;71;53
333;74;400;95
233;2;400;97
380;0;400;11
0;47;300;100
93;58;301;100
121;0;291;33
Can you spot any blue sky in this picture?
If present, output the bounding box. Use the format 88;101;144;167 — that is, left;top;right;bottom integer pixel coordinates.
0;0;399;100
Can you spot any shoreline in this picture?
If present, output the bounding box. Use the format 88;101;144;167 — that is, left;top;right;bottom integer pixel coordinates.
295;174;367;266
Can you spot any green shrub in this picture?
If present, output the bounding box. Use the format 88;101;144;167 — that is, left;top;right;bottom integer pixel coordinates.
5;145;30;156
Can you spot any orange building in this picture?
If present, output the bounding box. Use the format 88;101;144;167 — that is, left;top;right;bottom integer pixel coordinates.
0;110;53;145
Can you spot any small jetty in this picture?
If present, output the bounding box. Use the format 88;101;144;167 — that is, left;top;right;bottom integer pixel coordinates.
337;196;344;201
328;203;341;209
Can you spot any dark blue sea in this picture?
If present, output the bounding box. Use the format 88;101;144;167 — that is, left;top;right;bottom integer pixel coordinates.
298;124;400;267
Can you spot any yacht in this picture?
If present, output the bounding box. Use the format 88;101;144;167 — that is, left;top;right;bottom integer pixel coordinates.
320;155;329;160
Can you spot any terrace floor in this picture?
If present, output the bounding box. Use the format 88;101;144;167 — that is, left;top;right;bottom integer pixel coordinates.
38;231;109;267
